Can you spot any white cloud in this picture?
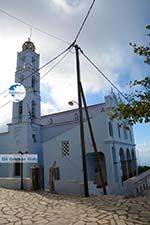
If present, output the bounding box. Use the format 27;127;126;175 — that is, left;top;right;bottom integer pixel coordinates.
41;101;58;115
0;0;149;139
51;0;83;14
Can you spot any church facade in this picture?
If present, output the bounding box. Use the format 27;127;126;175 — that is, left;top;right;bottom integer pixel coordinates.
0;40;139;195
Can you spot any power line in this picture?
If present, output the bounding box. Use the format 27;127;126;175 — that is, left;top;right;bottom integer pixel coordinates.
74;0;96;43
0;0;97;107
0;43;72;98
0;0;96;96
21;44;72;83
80;48;128;101
40;48;72;81
0;48;72;110
0;90;7;95
0;100;12;110
0;8;70;45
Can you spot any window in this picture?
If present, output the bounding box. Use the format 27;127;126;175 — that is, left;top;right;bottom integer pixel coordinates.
32;56;36;67
32;134;36;143
108;121;113;137
31;76;36;89
14;162;20;176
31;100;36;120
18;102;23;122
21;56;25;68
117;124;121;138
62;140;70;157
128;128;132;141
124;127;127;140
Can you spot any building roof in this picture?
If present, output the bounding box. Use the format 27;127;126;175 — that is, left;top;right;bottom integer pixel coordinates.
41;102;104;119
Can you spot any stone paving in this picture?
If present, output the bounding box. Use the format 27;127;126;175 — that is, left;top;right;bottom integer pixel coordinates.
0;188;150;225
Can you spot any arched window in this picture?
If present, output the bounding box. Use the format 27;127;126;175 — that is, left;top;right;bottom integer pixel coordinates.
108;121;113;137
21;55;25;68
124;127;127;140
18;101;23;122
32;56;36;67
31;76;36;89
31;100;36;120
32;134;36;143
128;128;132;141
117;123;121;138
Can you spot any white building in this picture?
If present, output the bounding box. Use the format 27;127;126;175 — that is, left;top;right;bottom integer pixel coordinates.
0;40;149;195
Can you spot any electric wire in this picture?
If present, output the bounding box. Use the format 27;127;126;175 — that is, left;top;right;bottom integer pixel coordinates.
0;47;72;110
21;44;73;84
0;8;70;45
40;48;72;81
0;0;96;107
80;48;128;101
0;100;11;110
0;0;96;97
0;43;72;99
74;0;96;43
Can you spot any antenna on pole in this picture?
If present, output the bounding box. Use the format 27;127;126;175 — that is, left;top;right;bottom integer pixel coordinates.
29;27;32;40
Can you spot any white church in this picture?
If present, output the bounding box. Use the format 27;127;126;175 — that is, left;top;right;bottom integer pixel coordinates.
0;39;149;196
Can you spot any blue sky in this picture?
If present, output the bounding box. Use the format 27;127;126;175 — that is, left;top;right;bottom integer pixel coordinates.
0;0;149;165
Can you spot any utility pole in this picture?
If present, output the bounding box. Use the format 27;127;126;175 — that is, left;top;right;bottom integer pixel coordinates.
75;44;89;197
79;82;107;195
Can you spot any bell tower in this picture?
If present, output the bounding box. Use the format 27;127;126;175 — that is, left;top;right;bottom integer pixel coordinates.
12;38;41;124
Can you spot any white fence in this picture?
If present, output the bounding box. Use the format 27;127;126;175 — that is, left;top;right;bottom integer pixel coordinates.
122;169;150;196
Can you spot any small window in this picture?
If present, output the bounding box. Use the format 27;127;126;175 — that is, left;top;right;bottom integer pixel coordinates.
108;121;113;137
21;56;25;68
19;102;23;114
14;162;20;176
129;129;132;141
32;134;36;143
32;56;36;66
62;140;70;157
31;76;36;89
31;100;36;120
18;102;23;122
124;127;127;140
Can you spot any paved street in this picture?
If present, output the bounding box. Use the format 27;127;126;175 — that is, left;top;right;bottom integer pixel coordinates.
0;188;149;225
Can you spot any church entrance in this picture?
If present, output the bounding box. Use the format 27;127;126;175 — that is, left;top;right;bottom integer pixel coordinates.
87;152;107;187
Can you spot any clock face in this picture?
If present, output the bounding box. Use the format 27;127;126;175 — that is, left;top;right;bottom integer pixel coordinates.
8;83;26;102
